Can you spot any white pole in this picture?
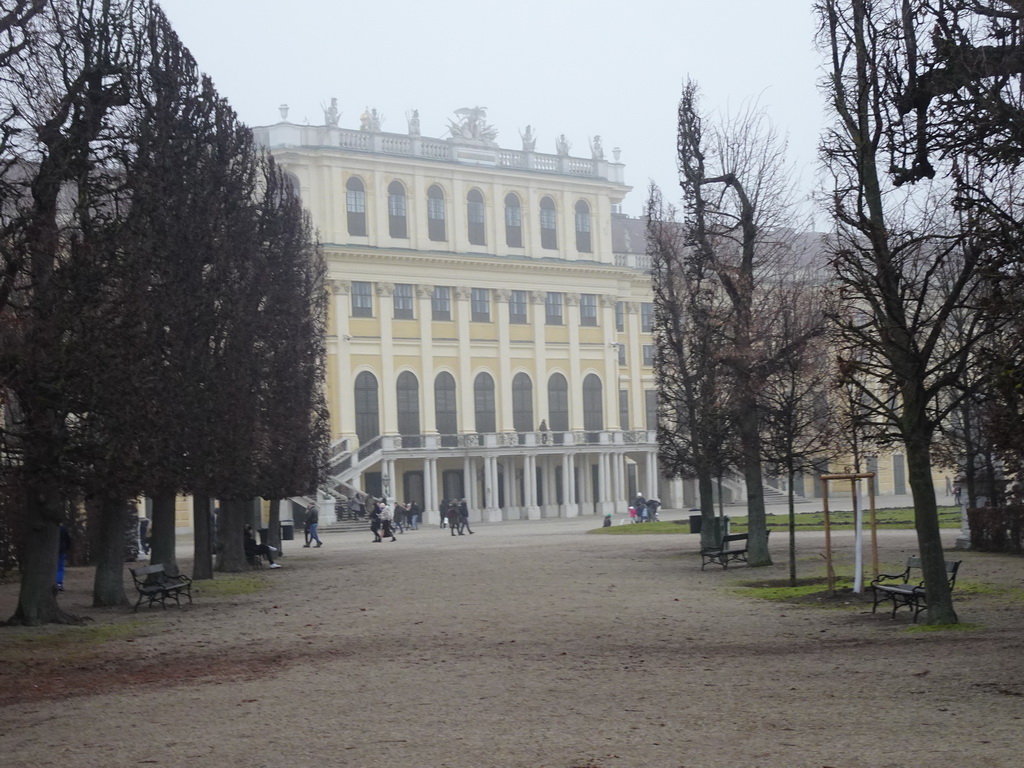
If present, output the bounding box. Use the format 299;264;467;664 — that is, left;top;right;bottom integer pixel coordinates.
853;478;864;593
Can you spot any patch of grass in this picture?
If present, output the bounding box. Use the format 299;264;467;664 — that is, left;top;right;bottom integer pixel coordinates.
740;577;855;602
728;506;961;533
903;622;983;633
5;620;149;656
588;521;688;534
193;573;267;597
589;507;961;534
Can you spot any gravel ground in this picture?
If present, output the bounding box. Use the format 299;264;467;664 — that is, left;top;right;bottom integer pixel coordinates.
1;515;1023;768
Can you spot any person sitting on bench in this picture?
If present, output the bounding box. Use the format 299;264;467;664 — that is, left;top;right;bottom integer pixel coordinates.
244;524;281;568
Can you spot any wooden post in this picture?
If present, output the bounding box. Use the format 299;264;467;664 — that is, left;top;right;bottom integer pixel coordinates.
821;476;834;596
869;476;878;578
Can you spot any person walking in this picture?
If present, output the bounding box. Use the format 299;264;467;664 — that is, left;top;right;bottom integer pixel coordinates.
393;500;407;533
458;498;474;535
370;503;383;542
439;497;448;529
446;501;461;535
138;516;150;556
55;523;72;591
305;502;323;548
380;498;397;541
407;500;420;530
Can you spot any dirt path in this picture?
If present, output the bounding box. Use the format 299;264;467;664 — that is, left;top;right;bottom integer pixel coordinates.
2;519;1022;768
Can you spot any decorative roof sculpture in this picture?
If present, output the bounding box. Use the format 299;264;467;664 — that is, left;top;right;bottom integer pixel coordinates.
448;107;498;145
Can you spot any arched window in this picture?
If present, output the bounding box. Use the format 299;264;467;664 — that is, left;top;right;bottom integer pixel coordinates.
467;189;486;246
396;371;421;448
346;176;367;236
512;373;534;434
575;200;592;253
427;184;446;242
583;374;603;432
354;371;380;444
548;373;569;432
504;193;522;248
540;196;557;250
434;372;458;447
474;372;496;434
388;180;408;239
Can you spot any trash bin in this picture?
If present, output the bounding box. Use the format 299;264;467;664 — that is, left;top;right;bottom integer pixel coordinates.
689;513;702;534
258;527;269;545
280;522;294;541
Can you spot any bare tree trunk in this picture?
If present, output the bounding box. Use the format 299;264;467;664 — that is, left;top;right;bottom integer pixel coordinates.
92;495;130;607
268;498;282;553
906;436;957;623
698;472;718;548
215;497;247;572
7;407;77;625
738;400;770;565
192;494;214;581
150;490;178;571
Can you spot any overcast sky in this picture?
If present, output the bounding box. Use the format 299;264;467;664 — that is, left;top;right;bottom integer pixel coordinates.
157;0;826;218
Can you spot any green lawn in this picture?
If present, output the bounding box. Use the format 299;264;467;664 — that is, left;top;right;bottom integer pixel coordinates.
589;506;961;534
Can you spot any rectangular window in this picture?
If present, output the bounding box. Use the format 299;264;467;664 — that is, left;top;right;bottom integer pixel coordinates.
580;293;598;326
471;287;491;322
352;281;373;317
615;301;624;332
618;343;626;366
619;389;630;431
393;283;414;319
432;286;451;321
645;390;658;430
509;290;528;324
642;344;655;366
545;292;563;325
641;302;654;333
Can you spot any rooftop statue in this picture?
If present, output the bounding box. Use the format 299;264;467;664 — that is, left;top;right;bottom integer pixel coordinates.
555;133;571;156
519;124;537;151
406;108;420;136
448;106;498;144
590;134;604;160
323;97;340;128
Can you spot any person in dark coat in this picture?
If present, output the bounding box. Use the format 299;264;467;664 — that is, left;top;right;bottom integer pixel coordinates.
458;499;474;535
446;502;461;536
245;524;281;568
370;505;383;542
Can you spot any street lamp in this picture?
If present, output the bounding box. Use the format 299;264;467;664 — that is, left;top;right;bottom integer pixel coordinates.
382;473;391;497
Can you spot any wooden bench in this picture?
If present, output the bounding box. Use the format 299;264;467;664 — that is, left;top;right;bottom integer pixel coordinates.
700;531;769;570
129;563;193;612
870;556;960;622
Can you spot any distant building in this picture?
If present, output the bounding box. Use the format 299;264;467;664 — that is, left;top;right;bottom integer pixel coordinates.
253;105;673;523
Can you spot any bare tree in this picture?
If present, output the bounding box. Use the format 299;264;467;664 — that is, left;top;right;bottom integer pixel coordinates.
760;280;834;585
674;80;807;565
816;0;1015;623
647;185;737;547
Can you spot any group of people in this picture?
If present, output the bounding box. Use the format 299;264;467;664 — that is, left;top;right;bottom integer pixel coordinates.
441;498;473;536
628;493;661;523
367;498;421;542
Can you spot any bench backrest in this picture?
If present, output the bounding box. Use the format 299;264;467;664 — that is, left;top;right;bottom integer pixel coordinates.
904;557;961;588
131;564;165;578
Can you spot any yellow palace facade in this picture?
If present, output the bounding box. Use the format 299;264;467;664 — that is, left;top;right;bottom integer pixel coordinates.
252;106;673;525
